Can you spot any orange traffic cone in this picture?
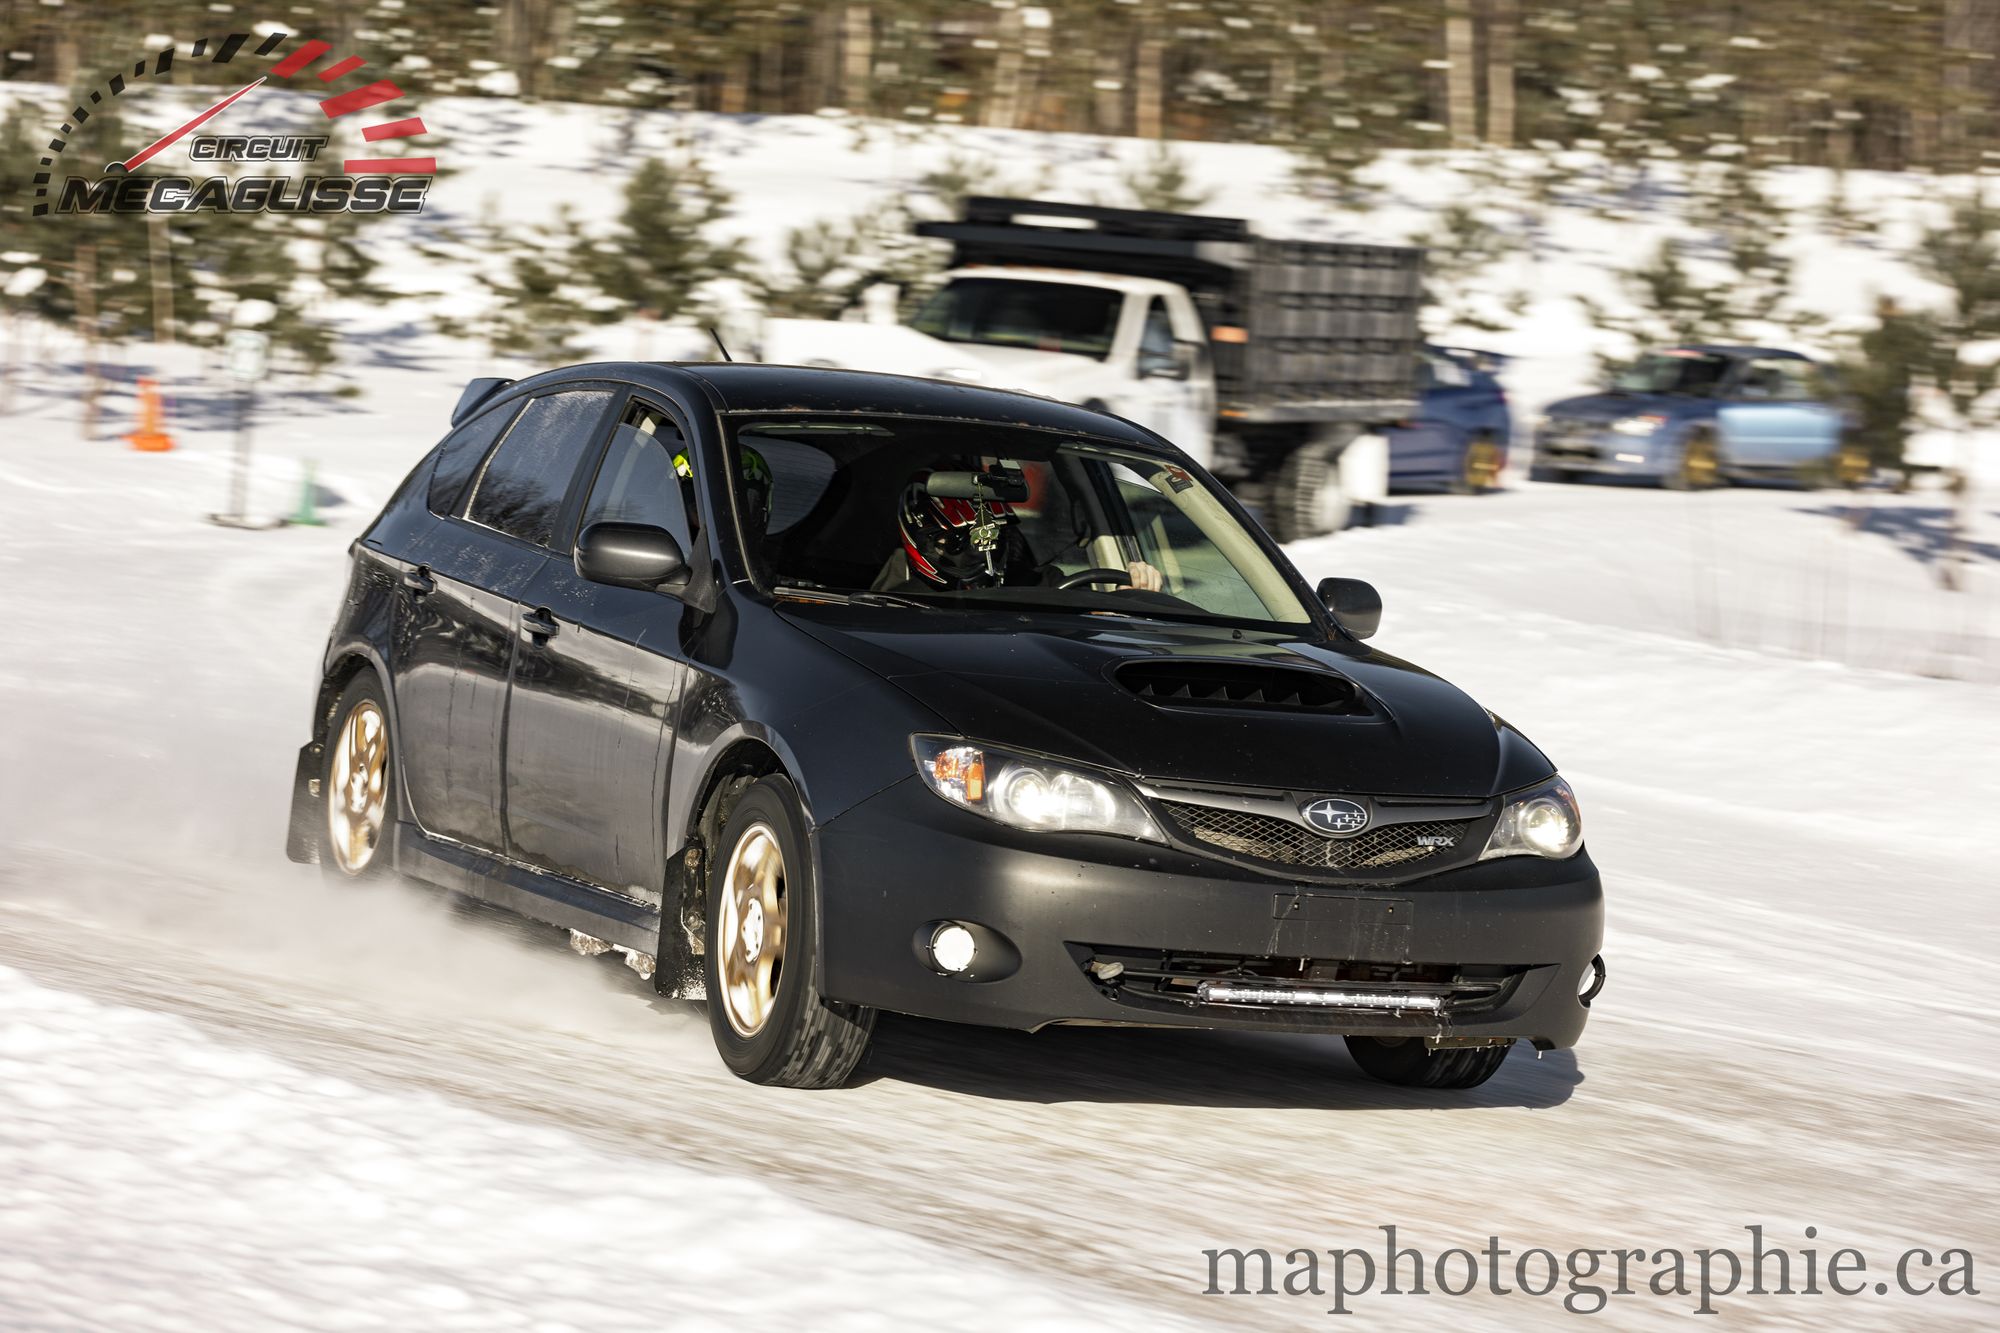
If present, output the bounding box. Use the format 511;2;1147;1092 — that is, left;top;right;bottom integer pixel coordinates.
124;378;175;452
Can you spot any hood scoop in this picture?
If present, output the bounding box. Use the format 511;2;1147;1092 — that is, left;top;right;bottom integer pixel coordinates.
1114;659;1373;716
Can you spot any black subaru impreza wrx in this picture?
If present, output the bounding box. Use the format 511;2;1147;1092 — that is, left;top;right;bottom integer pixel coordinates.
289;361;1605;1090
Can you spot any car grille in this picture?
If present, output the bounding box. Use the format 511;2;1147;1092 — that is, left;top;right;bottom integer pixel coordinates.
1159;800;1473;871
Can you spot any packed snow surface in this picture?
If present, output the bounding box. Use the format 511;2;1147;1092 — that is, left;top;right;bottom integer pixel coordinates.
1;95;1996;1330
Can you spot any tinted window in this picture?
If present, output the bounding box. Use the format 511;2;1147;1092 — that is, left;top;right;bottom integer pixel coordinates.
1612;352;1731;397
1137;298;1176;375
1737;358;1820;402
463;390;613;546
427;402;521;516
910;279;1123;360
580;400;698;543
727;417;1312;626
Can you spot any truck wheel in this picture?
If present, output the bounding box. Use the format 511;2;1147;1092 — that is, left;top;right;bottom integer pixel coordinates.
1345;1035;1512;1090
1272;443;1349;541
322;672;396;882
705;775;875;1088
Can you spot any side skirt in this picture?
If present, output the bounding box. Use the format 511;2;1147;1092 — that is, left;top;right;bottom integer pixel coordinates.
395;822;661;956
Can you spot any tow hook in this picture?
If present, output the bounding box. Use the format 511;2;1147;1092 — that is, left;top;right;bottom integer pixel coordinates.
1579;954;1607;1008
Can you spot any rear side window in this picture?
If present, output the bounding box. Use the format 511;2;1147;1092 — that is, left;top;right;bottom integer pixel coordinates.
426;402;521;516
463;390;614;546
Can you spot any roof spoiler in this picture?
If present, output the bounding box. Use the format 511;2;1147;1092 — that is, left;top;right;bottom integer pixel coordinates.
451;377;514;426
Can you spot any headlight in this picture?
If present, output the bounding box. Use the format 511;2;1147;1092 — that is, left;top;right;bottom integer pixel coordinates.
911;737;1163;842
1610;414;1666;436
1480;775;1582;861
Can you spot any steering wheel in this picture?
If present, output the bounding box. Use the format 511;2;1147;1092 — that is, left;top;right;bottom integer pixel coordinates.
1056;567;1133;591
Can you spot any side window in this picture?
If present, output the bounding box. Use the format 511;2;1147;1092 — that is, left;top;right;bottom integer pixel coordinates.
580;400;698;544
1738;359;1815;402
426;402;520;516
1137;298;1176;376
463;390;614;546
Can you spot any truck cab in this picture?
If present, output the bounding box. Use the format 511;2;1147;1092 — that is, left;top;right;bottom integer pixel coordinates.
904;267;1217;462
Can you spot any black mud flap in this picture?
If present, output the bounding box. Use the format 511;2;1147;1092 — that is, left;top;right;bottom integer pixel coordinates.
653;842;707;1000
285;740;323;864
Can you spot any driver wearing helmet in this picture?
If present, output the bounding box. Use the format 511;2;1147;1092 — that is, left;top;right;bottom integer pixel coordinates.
882;465;1164;594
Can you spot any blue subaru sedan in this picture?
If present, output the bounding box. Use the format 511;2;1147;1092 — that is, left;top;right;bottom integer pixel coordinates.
1531;347;1849;489
1387;346;1512;493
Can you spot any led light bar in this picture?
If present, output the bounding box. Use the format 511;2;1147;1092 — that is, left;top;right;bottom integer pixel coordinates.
1195;982;1444;1012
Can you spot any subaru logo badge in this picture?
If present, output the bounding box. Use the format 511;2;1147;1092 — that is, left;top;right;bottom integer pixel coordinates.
1300;797;1368;836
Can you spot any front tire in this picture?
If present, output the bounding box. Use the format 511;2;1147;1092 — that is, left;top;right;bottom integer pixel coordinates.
1272;441;1349;541
1345;1035;1512;1089
321;672;395;882
705;776;875;1088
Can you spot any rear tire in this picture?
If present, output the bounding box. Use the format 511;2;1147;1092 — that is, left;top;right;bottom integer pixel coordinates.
321;671;396;883
1345;1035;1512;1089
1453;434;1504;494
705;775;875;1088
1271;442;1349;541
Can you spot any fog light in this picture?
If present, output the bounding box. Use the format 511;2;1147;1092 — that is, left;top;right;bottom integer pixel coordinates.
929;923;977;974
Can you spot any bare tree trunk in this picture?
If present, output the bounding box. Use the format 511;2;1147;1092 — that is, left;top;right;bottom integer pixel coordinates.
842;6;873;115
1133;25;1165;140
74;242;99;441
718;56;749;115
985;4;1026;129
1445;0;1479;147
1484;0;1516;149
1938;0;1992;171
148;213;174;351
807;6;841;111
1094;48;1127;136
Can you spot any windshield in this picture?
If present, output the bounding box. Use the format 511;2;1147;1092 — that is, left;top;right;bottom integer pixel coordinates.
909;279;1122;360
726;416;1315;628
1612;351;1731;396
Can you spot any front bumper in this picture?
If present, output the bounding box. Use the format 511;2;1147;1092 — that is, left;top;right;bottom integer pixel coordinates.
1535;427;1669;477
816;778;1604;1048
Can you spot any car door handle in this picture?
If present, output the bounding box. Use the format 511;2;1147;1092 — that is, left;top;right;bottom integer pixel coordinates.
401;566;435;596
520;608;559;640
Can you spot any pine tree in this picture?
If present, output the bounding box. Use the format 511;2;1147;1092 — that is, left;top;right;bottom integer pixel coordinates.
579;153;744;336
1119;141;1214;213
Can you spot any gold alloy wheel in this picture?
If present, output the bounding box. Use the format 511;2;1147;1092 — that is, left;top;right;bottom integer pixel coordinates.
1682;436;1719;490
326;698;389;874
718;822;788;1038
1464;438;1501;491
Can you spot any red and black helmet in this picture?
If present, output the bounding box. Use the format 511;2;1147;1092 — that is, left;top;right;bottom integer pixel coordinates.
899;471;1018;587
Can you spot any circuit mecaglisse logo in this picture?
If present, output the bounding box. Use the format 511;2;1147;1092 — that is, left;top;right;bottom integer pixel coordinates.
33;29;436;217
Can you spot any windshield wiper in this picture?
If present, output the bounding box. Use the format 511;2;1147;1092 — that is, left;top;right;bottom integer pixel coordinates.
843;590;934;609
773;585;934;610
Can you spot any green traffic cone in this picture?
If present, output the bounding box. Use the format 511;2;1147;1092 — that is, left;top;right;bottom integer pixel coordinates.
290;459;326;527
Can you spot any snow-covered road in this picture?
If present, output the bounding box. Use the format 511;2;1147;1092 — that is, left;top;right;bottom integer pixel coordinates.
1;371;1995;1329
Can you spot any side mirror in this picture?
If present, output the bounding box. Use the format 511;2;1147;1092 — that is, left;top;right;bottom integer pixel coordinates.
1316;576;1382;640
575;521;687;592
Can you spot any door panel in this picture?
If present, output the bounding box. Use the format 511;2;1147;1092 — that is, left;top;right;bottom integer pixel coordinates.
393;520;545;850
503;399;698;896
505;566;685;894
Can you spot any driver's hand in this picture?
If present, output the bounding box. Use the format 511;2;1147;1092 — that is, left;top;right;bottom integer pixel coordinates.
1122;560;1164;593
